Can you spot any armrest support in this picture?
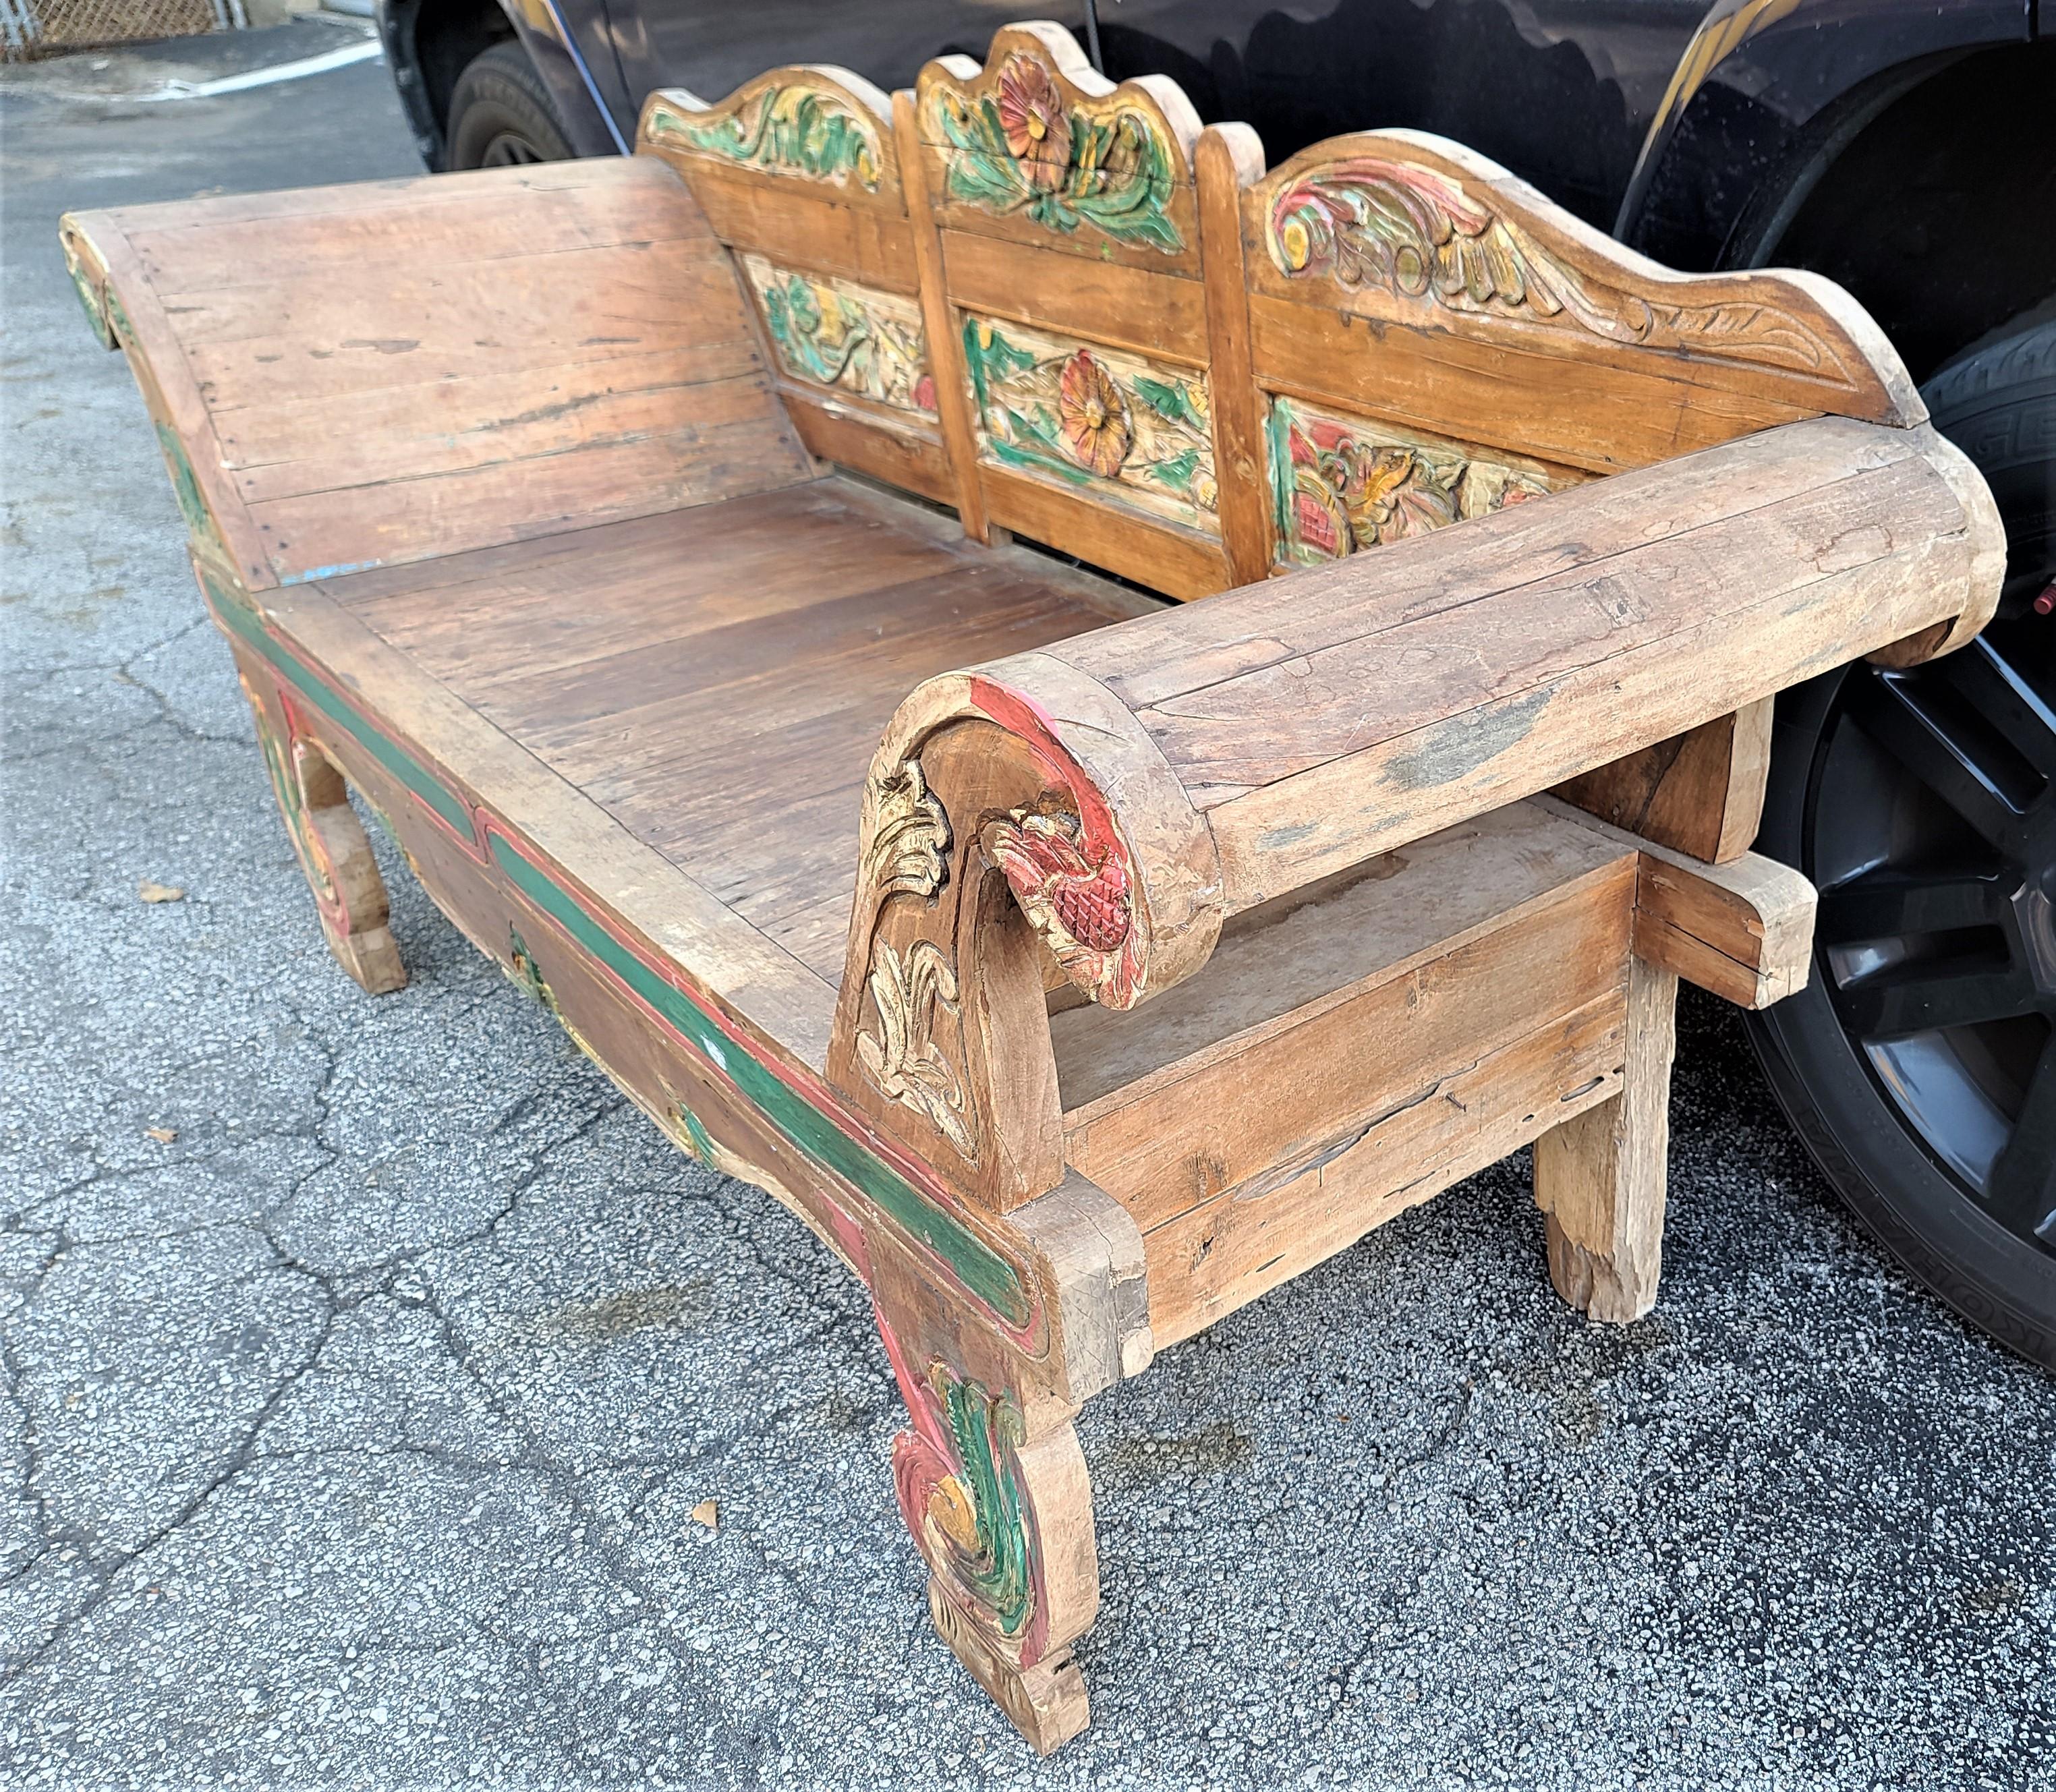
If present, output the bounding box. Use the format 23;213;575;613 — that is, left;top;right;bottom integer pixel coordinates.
1535;796;1815;1009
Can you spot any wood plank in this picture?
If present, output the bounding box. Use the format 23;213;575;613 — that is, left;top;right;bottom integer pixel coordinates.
169;235;739;354
252;401;814;583
939;229;1208;364
1249;291;1824;477
88;158;646;236
1053;801;1626;1108
225;355;774;498
669;159;919;291
1243;129;1918;435
262;581;841;1063
1060;823;1634;1232
981;463;1230;601
1143;993;1628;1348
125;167;712;291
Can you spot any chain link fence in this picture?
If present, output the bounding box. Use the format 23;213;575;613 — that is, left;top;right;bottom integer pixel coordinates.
1;0;247;60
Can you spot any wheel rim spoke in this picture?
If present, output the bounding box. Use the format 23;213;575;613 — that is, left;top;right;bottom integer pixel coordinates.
1837;960;2045;1040
1984;1037;2056;1244
1845;668;2028;852
1816;868;2012;946
1944;637;2056;784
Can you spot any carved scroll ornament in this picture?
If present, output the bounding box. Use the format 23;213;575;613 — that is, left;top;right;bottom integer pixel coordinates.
855;939;977;1162
644;71;890;198
1265;154;1865;379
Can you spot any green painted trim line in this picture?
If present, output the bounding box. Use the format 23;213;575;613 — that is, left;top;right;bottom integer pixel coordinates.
198;565;1033;1329
202;571;476;840
486;830;1031;1328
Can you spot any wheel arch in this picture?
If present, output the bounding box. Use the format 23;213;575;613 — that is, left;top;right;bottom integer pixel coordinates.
377;0;626;170
1617;5;2044;379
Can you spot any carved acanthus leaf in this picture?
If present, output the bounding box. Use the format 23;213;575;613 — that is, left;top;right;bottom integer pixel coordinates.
861;757;950;902
1267;156;1854;378
855;939;977;1161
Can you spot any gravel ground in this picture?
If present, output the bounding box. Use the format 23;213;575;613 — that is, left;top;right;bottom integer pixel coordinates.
3;28;2053;1792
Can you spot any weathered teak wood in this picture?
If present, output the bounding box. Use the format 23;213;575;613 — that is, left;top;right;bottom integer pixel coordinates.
637;67;963;508
64;19;2010;1758
1205;120;1927;861
909;25;1231;598
62;160;813;594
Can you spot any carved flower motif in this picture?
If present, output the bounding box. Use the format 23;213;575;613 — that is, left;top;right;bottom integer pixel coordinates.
1341;446;1456;542
996;56;1072;192
1056;351;1131;478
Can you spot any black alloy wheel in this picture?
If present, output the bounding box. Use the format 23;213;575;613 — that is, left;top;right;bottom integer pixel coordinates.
1749;305;2056;1368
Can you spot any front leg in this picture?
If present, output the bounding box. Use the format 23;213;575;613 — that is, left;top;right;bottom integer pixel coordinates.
866;1178;1149;1754
234;654;405;995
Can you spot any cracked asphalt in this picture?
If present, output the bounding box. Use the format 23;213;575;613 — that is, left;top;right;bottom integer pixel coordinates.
4;27;2055;1792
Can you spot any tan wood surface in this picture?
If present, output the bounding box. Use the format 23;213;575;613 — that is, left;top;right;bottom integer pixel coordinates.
1533;957;1680;1322
1055;803;1636;1232
65;158;812;590
324;477;1154;986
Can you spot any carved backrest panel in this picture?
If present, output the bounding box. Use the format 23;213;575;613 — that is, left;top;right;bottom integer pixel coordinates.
639;69;952;503
1234;128;1922;571
912;25;1231;599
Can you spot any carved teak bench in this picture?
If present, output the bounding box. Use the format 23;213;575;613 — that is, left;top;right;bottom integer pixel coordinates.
62;23;2001;1752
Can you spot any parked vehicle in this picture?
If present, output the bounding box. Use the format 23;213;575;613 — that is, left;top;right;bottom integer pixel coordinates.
374;0;2056;1368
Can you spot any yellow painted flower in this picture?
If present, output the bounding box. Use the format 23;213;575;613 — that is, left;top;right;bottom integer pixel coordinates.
1057;351;1131;478
1279;214;1312;272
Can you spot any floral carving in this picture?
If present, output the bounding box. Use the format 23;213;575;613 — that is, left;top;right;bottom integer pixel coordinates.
996;57;1070;192
1267;154;1856;376
924;51;1184;253
647;82;883;192
1056;351;1131;478
860;757;950;902
985;809;1142;1008
1266;397;1555;565
740;255;934;416
856;940;976;1161
961;316;1216;532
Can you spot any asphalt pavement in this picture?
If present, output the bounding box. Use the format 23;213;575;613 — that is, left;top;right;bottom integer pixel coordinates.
3;25;2053;1791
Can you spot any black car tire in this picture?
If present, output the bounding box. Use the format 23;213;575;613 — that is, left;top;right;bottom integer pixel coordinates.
447;41;573;171
1747;306;2056;1370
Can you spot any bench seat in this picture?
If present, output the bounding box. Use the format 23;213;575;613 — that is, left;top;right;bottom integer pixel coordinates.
319;475;1152;988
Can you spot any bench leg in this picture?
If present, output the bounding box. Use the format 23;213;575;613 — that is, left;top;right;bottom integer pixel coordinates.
235;660;405;995
872;1287;1099;1754
1533;959;1678;1321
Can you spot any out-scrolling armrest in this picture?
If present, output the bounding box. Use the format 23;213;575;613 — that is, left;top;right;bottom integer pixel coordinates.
826;413;1996;1211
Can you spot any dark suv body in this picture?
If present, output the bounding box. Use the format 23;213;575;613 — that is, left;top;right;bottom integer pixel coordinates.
377;0;2056;1367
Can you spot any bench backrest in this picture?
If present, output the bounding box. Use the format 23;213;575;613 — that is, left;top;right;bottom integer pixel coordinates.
638;65;956;507
59;158;813;593
640;21;1924;610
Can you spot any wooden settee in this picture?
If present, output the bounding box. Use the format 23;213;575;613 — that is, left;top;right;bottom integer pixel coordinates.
60;22;2001;1752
